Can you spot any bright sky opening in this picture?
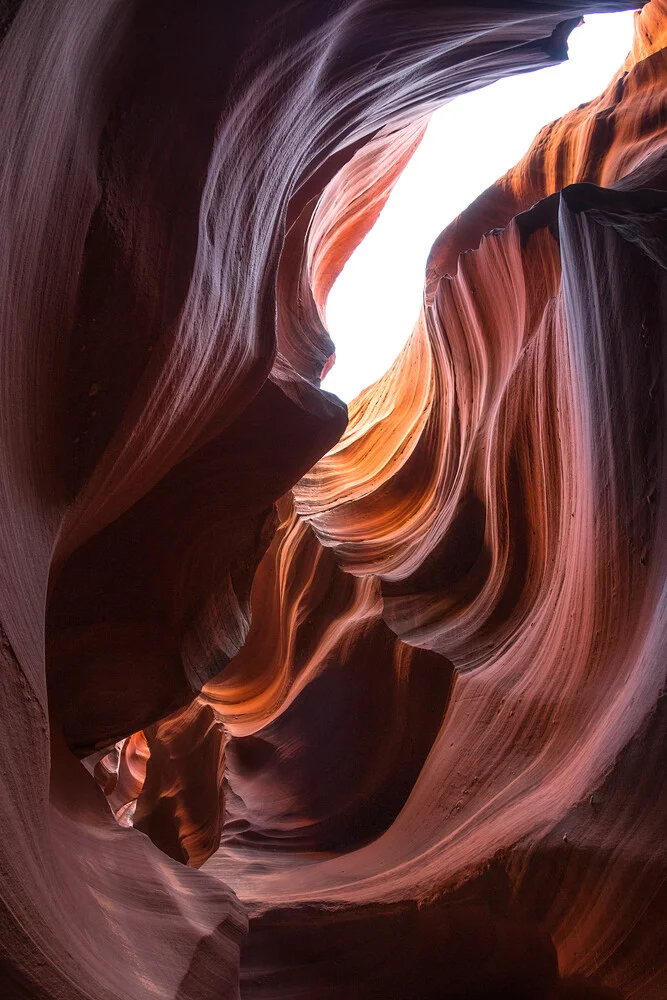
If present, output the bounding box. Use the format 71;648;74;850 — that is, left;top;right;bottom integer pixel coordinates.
322;10;637;403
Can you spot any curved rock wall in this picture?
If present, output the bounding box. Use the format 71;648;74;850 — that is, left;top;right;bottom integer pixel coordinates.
0;2;662;999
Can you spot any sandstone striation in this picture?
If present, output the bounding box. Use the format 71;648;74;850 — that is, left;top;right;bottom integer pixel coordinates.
0;1;664;999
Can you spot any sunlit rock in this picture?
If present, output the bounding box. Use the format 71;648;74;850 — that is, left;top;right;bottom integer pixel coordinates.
0;2;664;999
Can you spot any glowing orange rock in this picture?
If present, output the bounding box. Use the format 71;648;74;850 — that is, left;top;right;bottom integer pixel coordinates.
0;2;662;999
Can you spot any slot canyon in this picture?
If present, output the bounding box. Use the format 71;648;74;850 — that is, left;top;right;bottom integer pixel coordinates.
1;1;667;997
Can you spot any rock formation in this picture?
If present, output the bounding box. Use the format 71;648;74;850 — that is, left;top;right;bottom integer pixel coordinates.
1;1;665;998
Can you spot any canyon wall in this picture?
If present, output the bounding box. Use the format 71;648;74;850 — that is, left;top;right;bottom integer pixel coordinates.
0;2;663;999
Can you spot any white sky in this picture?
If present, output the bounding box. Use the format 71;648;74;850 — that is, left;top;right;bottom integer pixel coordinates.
322;10;637;402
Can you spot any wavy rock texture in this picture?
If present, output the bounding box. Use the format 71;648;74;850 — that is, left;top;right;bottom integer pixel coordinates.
0;1;663;999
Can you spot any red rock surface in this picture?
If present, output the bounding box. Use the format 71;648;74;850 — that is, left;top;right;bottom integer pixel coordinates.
0;2;664;999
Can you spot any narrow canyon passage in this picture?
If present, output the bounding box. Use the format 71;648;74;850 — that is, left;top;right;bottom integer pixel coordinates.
1;3;666;1000
323;11;636;400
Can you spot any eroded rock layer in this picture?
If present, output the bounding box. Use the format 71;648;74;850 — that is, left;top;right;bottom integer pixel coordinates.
0;1;664;999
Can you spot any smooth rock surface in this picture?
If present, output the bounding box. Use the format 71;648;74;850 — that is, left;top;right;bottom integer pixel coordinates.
1;2;663;999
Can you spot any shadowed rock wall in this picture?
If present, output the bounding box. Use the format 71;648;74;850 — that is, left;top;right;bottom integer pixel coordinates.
0;2;662;999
